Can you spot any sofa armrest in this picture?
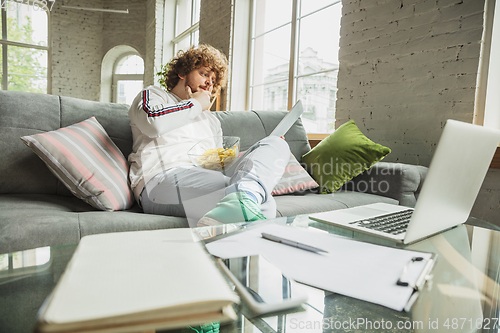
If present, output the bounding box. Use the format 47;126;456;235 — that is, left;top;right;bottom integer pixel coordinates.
342;162;428;207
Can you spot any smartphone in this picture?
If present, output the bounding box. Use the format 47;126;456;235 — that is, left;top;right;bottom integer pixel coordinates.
217;255;308;315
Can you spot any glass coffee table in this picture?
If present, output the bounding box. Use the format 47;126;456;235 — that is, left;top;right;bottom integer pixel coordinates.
1;215;499;333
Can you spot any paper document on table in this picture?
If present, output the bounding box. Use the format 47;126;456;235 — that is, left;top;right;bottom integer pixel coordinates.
205;223;435;311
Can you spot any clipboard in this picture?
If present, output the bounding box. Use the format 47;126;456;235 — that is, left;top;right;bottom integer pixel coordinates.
204;223;437;312
398;253;437;312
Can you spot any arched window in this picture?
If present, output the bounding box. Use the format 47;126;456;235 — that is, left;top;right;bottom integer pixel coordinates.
101;46;144;104
1;0;50;93
113;54;144;104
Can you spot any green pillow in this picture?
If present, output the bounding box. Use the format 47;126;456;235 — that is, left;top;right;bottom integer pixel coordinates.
302;120;391;193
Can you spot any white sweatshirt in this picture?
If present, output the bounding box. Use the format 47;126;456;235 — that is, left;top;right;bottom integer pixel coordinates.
127;86;222;202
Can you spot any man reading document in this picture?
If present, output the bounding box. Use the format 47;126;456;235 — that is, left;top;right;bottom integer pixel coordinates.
128;44;290;228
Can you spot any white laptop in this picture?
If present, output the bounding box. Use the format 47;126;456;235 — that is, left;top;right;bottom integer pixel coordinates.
310;119;500;244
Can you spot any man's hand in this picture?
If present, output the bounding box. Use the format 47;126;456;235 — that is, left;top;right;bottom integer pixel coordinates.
186;86;211;111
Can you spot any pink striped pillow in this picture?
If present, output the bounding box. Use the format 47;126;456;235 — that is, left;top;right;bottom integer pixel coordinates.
271;154;319;195
21;117;134;211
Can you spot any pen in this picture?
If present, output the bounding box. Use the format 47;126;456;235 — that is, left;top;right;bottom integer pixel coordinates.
261;232;329;254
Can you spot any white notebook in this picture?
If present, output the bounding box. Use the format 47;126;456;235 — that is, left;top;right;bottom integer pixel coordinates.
36;229;238;333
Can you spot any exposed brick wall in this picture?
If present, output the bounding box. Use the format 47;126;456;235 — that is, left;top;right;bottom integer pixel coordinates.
51;0;104;101
474;170;500;225
337;0;485;166
102;0;147;59
199;0;233;110
338;0;500;225
51;0;150;101
199;0;232;57
144;0;164;87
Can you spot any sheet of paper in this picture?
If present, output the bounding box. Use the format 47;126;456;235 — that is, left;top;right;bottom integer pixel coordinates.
206;223;433;311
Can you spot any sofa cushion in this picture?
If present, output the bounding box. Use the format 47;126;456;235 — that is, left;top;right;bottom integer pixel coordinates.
0;91;62;195
0;187;398;253
0;194;187;253
0;91;132;197
78;212;189;238
302;120;391;193
345;162;428;208
21;117;134;211
274;191;398;217
0;194;85;253
0;193;99;212
59;96;133;158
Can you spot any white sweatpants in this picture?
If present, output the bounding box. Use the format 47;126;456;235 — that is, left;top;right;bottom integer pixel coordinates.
140;136;290;227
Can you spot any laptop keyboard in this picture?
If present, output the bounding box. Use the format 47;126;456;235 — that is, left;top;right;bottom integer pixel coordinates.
349;209;414;235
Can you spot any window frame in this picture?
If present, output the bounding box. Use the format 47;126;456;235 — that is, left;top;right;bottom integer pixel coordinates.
0;247;52;279
474;0;500;168
246;0;341;136
161;0;200;86
0;0;51;93
171;0;200;58
112;52;144;103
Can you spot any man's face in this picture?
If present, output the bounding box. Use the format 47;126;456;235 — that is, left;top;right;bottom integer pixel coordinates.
184;67;216;95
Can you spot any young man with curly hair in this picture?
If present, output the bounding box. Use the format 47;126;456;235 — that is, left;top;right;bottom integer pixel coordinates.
128;44;290;228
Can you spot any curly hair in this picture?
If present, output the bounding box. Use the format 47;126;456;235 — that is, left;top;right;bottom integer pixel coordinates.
158;44;229;96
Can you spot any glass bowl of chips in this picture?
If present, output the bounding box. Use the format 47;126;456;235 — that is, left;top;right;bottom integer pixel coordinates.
188;136;240;172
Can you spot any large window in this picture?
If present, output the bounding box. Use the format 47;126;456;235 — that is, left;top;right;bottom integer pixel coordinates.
249;0;341;133
172;0;200;54
113;54;144;104
162;0;200;84
1;0;49;93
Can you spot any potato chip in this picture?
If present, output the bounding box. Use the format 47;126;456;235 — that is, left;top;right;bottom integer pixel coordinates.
197;146;237;171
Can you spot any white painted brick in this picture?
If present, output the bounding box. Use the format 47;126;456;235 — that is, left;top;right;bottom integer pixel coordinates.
414;0;438;14
398;10;440;29
437;0;472;9
430;18;462;35
438;1;484;22
341;0;363;14
337;0;484;168
199;0;232;109
51;0;104;101
458;42;481;59
440;57;482;75
460;11;484;31
341;7;367;25
102;0;147;57
50;0;149;101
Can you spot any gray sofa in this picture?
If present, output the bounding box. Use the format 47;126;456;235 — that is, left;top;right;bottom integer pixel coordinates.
0;90;428;253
